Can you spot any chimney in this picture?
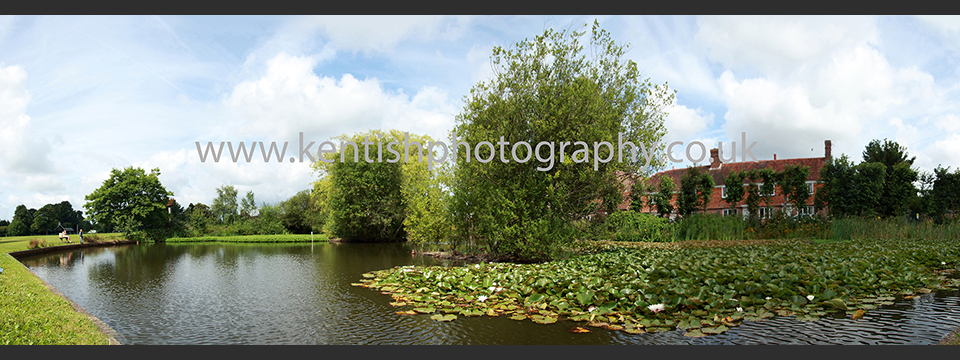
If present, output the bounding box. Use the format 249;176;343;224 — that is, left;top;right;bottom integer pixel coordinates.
825;140;832;161
774;154;777;160
709;148;722;169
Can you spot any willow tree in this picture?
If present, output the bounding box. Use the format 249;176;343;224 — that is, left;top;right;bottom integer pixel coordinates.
450;21;674;261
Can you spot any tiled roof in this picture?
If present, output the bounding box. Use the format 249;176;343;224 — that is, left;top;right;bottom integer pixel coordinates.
644;156;826;187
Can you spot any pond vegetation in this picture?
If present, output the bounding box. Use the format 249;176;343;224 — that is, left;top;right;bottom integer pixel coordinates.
356;238;960;338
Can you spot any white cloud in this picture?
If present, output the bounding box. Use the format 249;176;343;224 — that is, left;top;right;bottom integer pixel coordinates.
0;64;53;174
225;52;456;144
664;103;715;143
696;16;877;79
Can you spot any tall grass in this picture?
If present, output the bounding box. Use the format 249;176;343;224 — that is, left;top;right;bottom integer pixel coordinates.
831;216;960;241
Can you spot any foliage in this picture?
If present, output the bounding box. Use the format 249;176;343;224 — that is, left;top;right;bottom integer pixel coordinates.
649;176;676;218
628;179;648;212
401;153;455;249
722;170;746;211
605;210;671;242
358;238;960;337
448;21;672;262
280;189;316;234
255;202;287;235
7;220;29;237
211;185;239;224
312;130;423;242
166;234;326;243
929;166;960;224
240;190;257;217
677;167;714;218
778;165;811;216
83;167;173;242
185;203;214;236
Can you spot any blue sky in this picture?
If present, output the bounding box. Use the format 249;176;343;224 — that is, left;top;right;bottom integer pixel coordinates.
2;15;959;220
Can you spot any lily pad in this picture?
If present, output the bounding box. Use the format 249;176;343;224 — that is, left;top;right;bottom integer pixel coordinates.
430;314;457;322
414;307;436;314
509;314;527;321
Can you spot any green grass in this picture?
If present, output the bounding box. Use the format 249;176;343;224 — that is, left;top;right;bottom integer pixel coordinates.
0;233;124;345
166;234;329;243
0;233;124;254
0;253;112;345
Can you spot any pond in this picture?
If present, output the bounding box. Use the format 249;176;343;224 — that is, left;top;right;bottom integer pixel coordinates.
18;243;960;345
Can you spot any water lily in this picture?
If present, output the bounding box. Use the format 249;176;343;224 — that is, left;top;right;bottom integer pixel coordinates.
942;261;947;265
765;297;772;300
806;295;815;301
588;306;596;313
477;295;488;302
474;264;480;269
736;307;743;312
647;303;665;314
489;286;497;292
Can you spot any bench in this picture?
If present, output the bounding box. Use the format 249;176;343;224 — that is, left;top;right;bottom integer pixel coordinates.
59;233;72;243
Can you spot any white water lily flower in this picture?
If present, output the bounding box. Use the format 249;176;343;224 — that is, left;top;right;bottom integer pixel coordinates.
647;303;666;314
943;262;947;265
806;295;815;301
475;264;480;269
736;307;743;312
588;306;596;312
766;297;772;300
477;295;488;302
489;287;497;292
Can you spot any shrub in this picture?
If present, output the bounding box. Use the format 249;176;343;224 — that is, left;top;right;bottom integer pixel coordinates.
606;211;671;242
28;238;47;249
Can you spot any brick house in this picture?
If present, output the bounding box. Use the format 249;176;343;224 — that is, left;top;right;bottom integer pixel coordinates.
618;140;833;219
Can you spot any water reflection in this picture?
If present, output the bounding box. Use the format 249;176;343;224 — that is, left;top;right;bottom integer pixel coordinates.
19;243;960;345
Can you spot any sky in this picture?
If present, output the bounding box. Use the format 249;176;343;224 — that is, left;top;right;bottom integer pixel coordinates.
1;15;959;220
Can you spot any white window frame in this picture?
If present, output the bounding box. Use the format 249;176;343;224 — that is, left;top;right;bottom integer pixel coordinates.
758;182;775;197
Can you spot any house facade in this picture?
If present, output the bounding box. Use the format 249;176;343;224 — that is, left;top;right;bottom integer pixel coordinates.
619;140;833;219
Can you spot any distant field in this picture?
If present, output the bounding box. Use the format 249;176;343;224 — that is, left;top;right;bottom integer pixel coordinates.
166;234;328;243
0;233;124;254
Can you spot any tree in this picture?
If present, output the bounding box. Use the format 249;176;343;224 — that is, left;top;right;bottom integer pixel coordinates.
816;154;886;218
84;167;173;242
649;176;676;218
930;166;960;224
185;203;214;236
627;178;648;213
256;202;287;235
312;130;426;242
449;21;673;261
862;138;917;217
779;165;811;216
11;205;34;236
240;191;258;217
212;185;239;224
722;170;747;213
677;166;714;218
280;189;315;234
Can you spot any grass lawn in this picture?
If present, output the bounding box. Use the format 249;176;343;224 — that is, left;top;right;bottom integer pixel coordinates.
0;234;122;345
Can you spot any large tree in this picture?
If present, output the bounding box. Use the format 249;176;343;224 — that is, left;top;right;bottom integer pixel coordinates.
211;185;239;224
312;130;430;242
677;166;713;218
449;21;673;261
84;167;173;242
862;138;918;217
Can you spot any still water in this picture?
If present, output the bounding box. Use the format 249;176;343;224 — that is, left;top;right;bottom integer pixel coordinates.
19;243;960;345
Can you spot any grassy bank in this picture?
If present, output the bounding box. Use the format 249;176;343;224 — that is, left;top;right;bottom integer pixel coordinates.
166;234;328;243
358;238;960;337
0;234;116;344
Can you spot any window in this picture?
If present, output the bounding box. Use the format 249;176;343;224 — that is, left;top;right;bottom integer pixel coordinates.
721;186;727;199
757;207;772;219
758;183;775;197
801;206;815;216
807;182;815;194
723;208;736;217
